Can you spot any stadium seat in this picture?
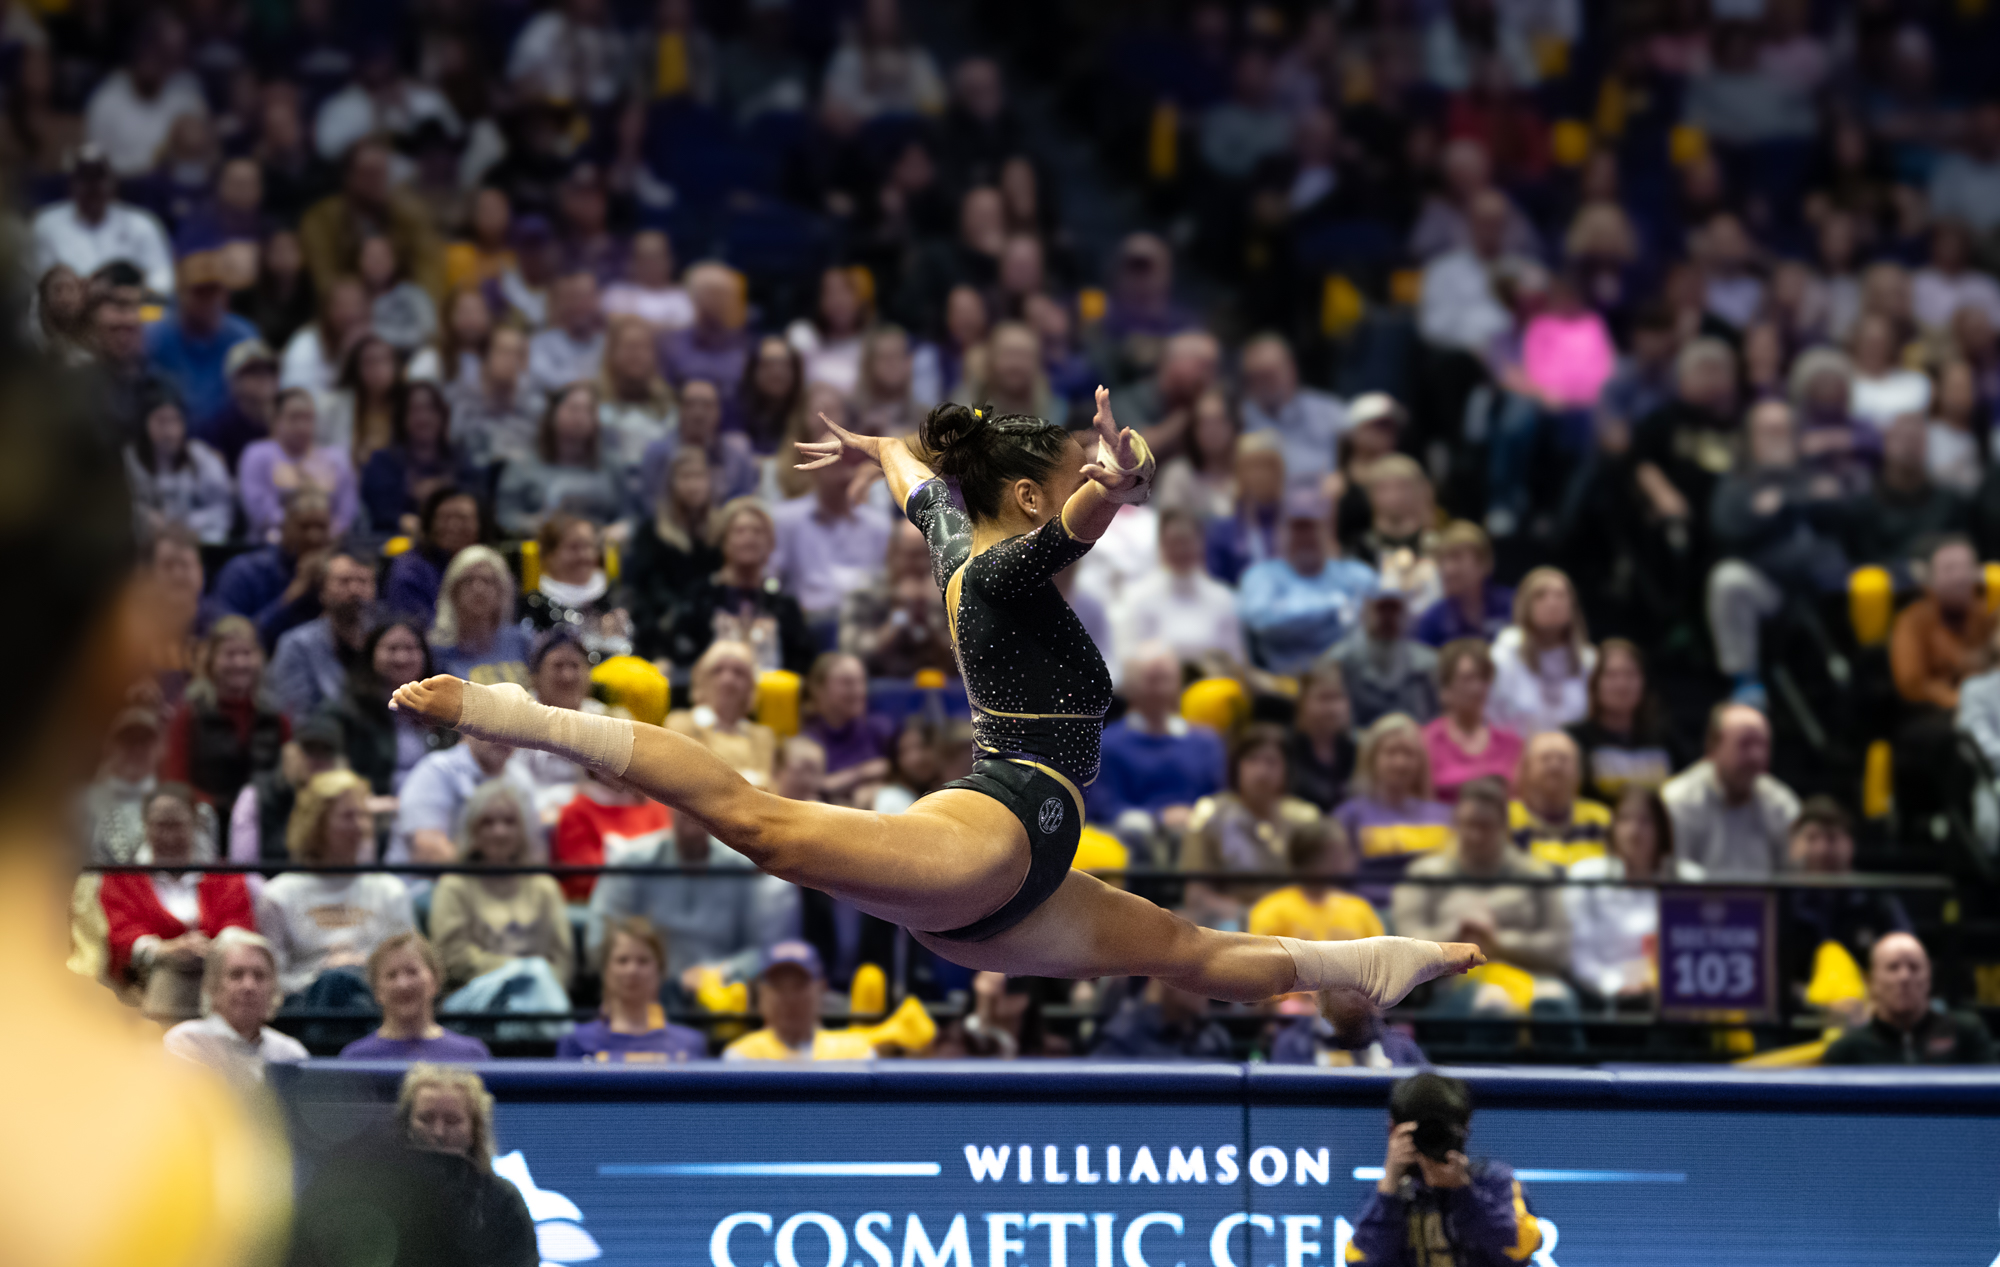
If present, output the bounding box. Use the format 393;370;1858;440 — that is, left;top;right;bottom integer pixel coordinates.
591;656;669;726
756;669;802;736
1180;678;1248;733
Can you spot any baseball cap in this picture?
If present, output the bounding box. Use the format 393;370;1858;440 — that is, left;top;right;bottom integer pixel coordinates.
225;340;277;378
760;940;824;979
1345;392;1403;431
1281;487;1330;524
294;714;345;756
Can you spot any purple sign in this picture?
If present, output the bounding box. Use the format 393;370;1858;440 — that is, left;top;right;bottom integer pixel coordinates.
1656;887;1777;1020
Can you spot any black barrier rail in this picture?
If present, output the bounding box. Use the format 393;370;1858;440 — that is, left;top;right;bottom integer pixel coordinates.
77;861;1959;888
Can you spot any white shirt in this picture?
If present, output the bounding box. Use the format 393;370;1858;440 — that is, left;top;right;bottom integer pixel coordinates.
1563;854;1706;998
1850;368;1934;430
508;12;630;107
1485;625;1595;737
1419;249;1515;356
280;324;339;395
1073;503;1160;610
164;1013;307;1087
604;282;694;331
526;326;606;398
1912;267;2000;333
84;70;208;177
1110;568;1245;679
32;200;174;296
1659;760;1799;879
313;81;460;162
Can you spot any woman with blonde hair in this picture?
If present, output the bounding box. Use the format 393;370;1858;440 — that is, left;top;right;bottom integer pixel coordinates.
256;768;414;1009
663;495;816;673
625;446;722;659
428;780;574;1025
557;915;710;1061
339;931;492;1060
1487;566;1596;737
666;639;778;787
1333;712;1454;878
853;323;925;436
597;314;677;466
393;1064;539;1262
160;614;288;810
429;544;531;685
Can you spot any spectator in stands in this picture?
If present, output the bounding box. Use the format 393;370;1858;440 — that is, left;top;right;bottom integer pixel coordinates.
203;340;281;472
269;550;377;720
82;704;170;865
597;317;676;467
360;381;468;537
1849;315;1931;432
800;653;894;806
1783;797;1911;1023
660;262;752;397
666;640;780;787
162;616;287;811
1927;360;1984;495
1413;521;1512;647
527;270;605;398
238;388;357;545
1928;101;2000;236
280;276;367;397
1914;220;2000;334
300;138;443;301
429;545;530;685
101;783;254;1021
429;780;574;1018
313;36;460;163
1338;713;1455;878
1239;334;1343;492
1269;985;1425;1068
724;941;875;1060
260;769;415;1009
559;916;710;1062
873;720;948;815
378;1064;537;1263
1129;332;1222;464
1393;778;1575;1021
1321;578;1438;728
82;12;205;177
1088;644;1226;862
1786;347;1877;492
1566;639;1683;804
1486;567;1595;737
1661;703;1801;878
31;144;174;296
770;450;894;640
1566;787;1702;1008
1823;933;1996;1065
837;519;954;680
1247;817;1382;943
1101;231;1195;354
1153;388;1238;525
624;445;720;650
664;498;816;674
321;618;444;796
1111;509;1244;673
449;326;540;468
124;390;233;545
636;377;760;515
145;247;258;435
1891;535;1993;711
1630;337;1740;545
1424;640;1523;803
1509;731;1610;871
1090;977;1234;1061
339;933;491;1060
496;383;627;536
1707;399;1852;706
393;733;533;868
1287;663;1357;812
1351;1072;1544;1260
356;235;437;355
553;758;670;900
1418;189;1529;360
1240;488;1377;675
1205;431;1284;585
383;488;481;630
162;929;307;1087
1181;724;1322;927
522;517;630;663
1848;412;1970;566
603;230;692;332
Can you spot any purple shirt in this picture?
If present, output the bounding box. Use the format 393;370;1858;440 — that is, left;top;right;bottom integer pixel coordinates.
338;1030;493;1061
1413;583;1514;648
556;1019;711;1063
237;439;358;542
803;713;896;774
658;327;751;401
1334;795;1456;880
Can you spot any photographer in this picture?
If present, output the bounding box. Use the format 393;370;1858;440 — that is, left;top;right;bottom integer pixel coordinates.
1351;1073;1543;1265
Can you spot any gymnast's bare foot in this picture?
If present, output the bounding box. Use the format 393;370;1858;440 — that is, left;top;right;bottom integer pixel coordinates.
390;675;465;728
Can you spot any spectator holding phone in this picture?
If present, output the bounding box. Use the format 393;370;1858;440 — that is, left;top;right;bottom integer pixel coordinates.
1350;1072;1544;1265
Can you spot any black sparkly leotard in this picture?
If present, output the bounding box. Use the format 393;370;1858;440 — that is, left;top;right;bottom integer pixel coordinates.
906;477;1112;941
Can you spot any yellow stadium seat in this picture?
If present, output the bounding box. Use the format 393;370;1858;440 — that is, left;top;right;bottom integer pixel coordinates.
1803;940;1867;1012
1985;562;2000;615
591;656;670;726
1072;826;1128;875
1320;274;1364;338
1669;123;1708;166
855;995;937;1054
604;540;621;583
849;963;887;1016
1862;740;1893;819
382;535;413;558
1077;287;1108;325
1550;118;1591;166
1848;565;1894;646
914;668;948;690
1181;677;1248;734
1147;101;1178;181
757;669;802;736
518;538;541;592
1733;1037;1834;1067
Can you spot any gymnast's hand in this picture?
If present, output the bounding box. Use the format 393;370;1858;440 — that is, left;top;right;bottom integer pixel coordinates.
795;413;885;470
1081;387;1152;503
390;675;466;728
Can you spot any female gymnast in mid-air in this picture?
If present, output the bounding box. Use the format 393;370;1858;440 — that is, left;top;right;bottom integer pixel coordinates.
392;388;1483;1009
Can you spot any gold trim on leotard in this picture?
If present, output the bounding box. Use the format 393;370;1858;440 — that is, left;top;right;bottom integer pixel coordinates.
1003;758;1085;819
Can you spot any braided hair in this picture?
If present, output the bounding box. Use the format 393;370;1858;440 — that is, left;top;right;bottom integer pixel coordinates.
917;402;1071;521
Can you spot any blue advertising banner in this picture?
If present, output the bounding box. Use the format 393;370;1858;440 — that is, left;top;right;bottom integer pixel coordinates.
1656;887;1777;1020
280;1064;2000;1267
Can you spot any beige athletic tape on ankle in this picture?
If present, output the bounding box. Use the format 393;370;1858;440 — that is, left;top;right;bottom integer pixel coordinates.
457;682;636;777
1277;935;1447;1009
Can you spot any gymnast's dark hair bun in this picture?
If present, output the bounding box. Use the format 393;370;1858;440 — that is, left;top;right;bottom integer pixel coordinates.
918;402;1071;521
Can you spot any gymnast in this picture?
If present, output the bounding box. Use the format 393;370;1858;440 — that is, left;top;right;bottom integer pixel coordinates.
392;389;1483;1010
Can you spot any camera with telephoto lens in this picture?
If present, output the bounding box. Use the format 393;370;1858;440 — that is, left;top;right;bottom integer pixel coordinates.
1410;1117;1469;1163
1390;1072;1474;1169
